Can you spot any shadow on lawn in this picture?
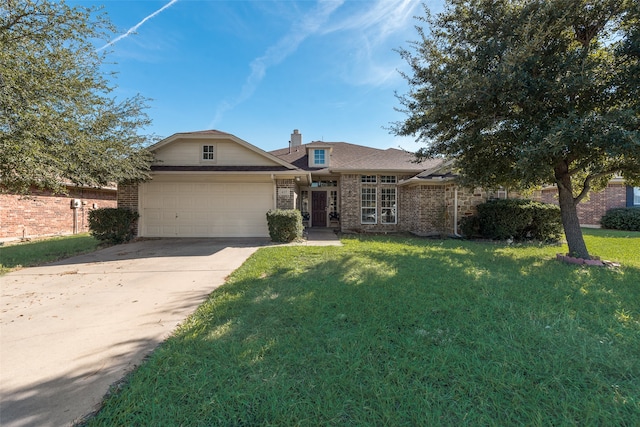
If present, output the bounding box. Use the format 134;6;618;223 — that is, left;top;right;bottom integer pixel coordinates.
86;238;640;424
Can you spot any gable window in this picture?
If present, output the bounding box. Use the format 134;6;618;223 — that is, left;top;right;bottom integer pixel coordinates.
381;187;397;224
314;149;326;165
202;145;215;161
361;187;377;224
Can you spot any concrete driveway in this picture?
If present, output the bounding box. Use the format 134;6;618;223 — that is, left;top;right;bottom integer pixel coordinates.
0;238;268;427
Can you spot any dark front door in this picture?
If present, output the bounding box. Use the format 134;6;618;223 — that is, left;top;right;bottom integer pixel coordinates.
311;191;327;227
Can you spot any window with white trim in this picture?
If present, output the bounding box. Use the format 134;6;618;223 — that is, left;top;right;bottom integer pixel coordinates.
380;175;397;184
381;187;397;224
361;187;377;224
202;145;215;161
361;175;377;183
634;187;640;206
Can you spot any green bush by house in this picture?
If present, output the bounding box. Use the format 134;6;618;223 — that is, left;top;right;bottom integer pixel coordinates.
266;209;303;242
601;207;640;231
462;199;562;242
88;208;139;243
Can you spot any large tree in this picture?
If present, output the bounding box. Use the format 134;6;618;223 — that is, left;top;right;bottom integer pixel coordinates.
0;0;154;195
393;0;640;259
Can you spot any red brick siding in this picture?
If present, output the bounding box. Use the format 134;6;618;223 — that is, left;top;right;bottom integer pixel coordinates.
540;183;626;225
0;187;116;239
116;182;140;237
117;182;139;212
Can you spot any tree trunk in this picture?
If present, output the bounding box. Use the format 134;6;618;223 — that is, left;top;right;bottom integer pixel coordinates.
555;163;590;259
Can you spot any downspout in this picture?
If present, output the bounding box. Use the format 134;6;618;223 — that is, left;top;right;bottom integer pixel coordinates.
271;174;277;209
453;186;461;237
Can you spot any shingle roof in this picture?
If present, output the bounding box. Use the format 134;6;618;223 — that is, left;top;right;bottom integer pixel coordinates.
270;141;443;173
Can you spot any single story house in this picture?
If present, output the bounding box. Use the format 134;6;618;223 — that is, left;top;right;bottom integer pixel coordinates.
118;129;491;238
0;184;117;241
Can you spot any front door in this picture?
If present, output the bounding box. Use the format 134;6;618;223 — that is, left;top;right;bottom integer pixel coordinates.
311;191;327;227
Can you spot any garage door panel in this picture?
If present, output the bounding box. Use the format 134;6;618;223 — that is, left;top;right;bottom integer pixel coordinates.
141;180;273;237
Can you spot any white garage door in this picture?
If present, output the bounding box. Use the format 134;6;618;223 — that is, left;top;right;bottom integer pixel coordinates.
140;179;274;237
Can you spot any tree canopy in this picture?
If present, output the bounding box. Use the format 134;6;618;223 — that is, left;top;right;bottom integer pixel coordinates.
393;0;640;259
0;0;154;195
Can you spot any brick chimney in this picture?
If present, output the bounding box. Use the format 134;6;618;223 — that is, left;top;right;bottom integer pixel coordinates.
291;129;302;147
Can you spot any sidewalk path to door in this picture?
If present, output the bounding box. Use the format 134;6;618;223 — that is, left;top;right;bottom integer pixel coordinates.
0;238;269;427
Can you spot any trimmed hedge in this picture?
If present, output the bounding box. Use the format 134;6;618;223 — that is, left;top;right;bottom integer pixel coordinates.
462;199;562;242
600;208;640;231
88;208;139;243
266;209;303;242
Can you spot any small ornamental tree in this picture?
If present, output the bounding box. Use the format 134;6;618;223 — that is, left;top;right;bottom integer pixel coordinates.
393;0;640;259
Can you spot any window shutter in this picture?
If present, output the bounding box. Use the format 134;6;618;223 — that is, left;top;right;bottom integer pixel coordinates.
627;186;634;207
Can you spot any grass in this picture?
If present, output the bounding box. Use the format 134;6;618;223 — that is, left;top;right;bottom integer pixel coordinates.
85;229;640;426
0;234;102;274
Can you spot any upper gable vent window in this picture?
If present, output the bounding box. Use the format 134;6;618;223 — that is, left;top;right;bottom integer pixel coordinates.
313;149;326;166
202;145;216;161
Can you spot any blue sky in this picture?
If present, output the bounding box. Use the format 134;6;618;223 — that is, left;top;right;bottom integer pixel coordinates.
74;0;444;152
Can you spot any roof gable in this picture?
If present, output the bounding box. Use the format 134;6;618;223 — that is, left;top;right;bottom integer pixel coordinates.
150;130;297;170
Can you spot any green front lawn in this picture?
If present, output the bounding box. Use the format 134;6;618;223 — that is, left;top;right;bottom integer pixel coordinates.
0;234;102;274
86;229;640;426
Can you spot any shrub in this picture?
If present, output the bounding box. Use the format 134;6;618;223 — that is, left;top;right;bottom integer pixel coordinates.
459;215;480;238
266;209;303;242
88;208;139;243
464;199;562;242
600;208;640;231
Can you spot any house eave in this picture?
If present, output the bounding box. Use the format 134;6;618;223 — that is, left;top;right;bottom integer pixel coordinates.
398;176;457;187
328;168;427;174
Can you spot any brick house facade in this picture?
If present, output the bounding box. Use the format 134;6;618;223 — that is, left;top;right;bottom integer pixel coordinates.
120;129;500;238
1;186;117;241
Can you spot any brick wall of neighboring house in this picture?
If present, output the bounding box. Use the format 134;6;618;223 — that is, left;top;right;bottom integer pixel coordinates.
0;187;117;240
276;179;296;210
540;183;626;225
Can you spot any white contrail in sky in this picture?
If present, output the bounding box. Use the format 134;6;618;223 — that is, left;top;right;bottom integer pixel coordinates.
209;0;344;128
96;0;179;52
